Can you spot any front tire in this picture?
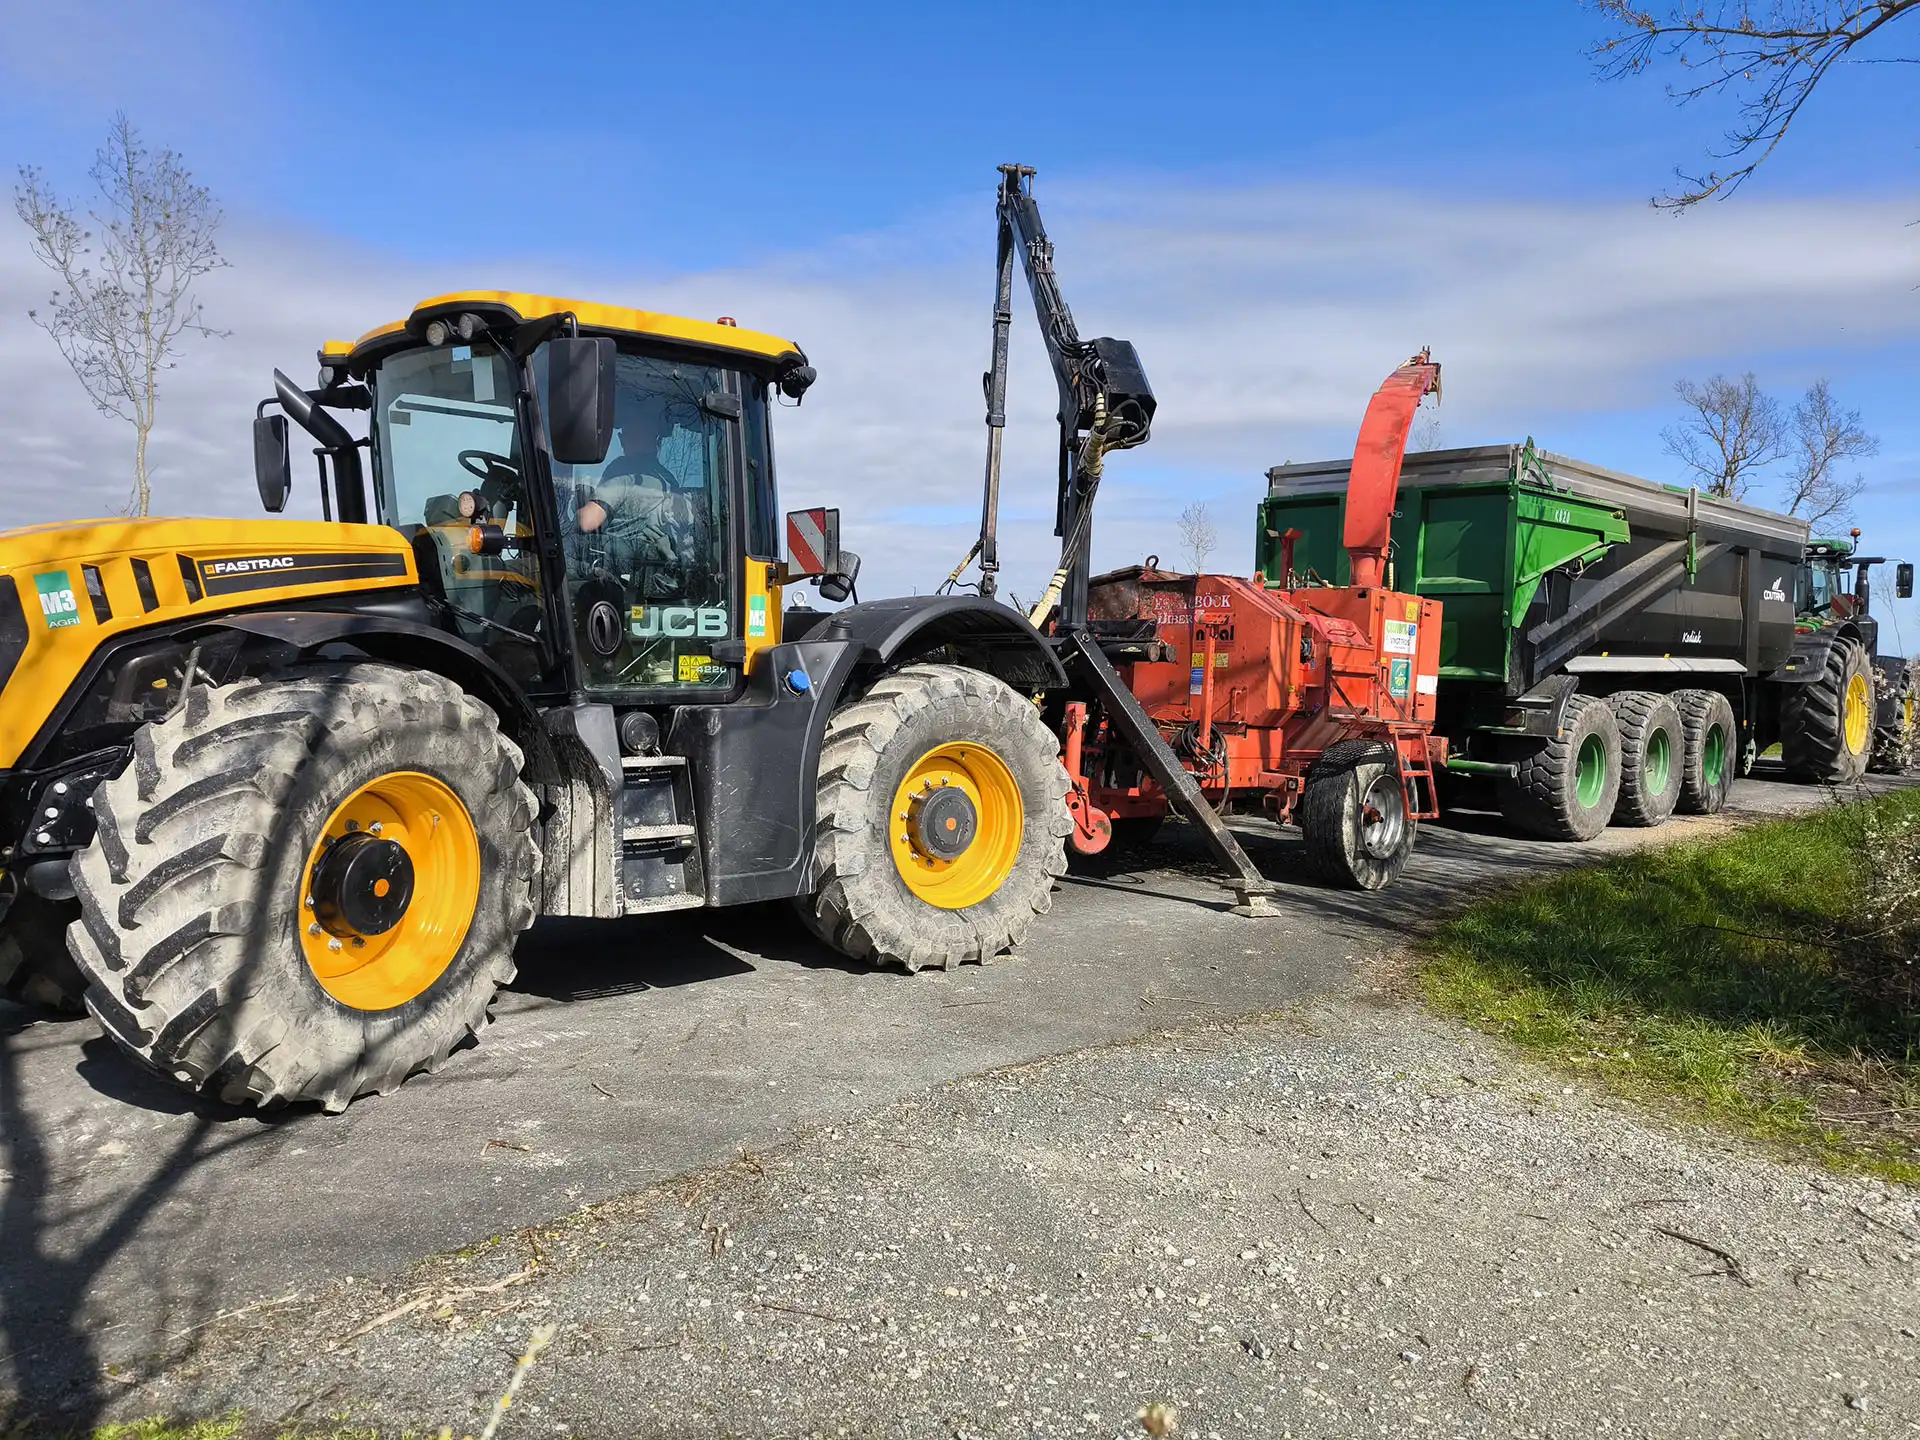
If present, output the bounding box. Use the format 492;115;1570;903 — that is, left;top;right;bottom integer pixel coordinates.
1781;638;1874;784
796;664;1071;972
1299;741;1417;890
67;664;539;1111
1498;693;1622;842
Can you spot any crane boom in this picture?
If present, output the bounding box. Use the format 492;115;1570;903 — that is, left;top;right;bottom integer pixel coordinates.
973;164;1154;627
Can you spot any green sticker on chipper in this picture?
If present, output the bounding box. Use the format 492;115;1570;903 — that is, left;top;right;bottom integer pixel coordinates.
34;570;81;629
1388;657;1412;698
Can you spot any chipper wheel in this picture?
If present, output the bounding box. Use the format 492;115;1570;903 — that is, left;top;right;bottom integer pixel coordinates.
1299;741;1417;891
1869;658;1917;776
66;664;539;1111
796;663;1071;972
1673;688;1737;815
0;891;88;1015
1608;691;1682;828
1781;637;1874;784
1498;693;1622;842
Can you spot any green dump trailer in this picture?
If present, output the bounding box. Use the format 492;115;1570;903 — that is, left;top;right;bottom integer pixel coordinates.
1259;442;1906;841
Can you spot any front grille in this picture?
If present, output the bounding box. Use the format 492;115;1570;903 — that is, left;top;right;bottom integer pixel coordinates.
0;577;25;694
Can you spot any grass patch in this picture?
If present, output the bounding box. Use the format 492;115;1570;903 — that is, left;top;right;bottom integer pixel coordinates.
1420;788;1920;1183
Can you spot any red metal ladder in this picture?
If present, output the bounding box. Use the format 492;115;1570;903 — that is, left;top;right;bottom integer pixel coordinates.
1391;727;1441;821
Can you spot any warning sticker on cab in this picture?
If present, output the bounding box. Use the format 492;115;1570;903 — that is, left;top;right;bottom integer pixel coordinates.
1382;619;1418;656
35;571;81;629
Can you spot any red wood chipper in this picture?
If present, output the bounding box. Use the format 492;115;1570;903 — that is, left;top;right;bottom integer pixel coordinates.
1068;352;1449;889
953;166;1448;902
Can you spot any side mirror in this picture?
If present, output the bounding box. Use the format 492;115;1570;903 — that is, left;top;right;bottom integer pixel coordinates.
819;549;861;604
253;414;292;513
1898;562;1914;600
785;507;841;578
547;336;617;465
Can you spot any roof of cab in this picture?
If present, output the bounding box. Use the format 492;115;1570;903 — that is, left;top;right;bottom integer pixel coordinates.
324;290;801;368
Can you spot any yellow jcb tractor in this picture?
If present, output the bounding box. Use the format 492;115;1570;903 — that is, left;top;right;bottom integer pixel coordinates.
0;292;1072;1110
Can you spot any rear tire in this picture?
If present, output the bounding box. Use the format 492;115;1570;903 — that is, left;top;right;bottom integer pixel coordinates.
1673;688;1737;815
67;664;540;1111
796;664;1071;973
1869;657;1917;775
1609;691;1682;828
1780;638;1874;784
1299;741;1416;890
0;891;87;1015
1498;693;1622;842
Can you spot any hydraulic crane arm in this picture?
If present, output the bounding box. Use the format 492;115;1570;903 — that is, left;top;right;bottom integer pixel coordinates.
969;164;1155;627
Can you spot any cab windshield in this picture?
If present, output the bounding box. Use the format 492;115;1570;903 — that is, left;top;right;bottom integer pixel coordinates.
1804;558;1846;615
542;348;733;693
371;341;545;681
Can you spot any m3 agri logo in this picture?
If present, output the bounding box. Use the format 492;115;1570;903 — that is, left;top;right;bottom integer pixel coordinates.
34;571;81;629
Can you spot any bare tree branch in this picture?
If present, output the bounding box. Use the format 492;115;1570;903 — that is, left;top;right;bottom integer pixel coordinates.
1661;372;1786;499
1178;502;1218;574
1590;1;1920;208
1780;377;1876;526
13;113;228;516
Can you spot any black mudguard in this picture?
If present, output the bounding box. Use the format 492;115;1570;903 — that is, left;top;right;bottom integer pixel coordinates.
670;595;1064;907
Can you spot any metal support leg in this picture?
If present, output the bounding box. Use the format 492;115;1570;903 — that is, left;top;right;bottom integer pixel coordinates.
1063;630;1276;915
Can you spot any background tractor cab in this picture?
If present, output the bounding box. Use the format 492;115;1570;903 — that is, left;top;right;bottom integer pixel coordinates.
1799;530;1914;629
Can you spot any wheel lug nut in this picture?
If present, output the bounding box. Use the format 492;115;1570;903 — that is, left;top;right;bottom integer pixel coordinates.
308;922;321;936
327;938;343;952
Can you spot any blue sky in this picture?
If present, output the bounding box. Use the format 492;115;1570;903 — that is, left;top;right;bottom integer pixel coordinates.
1;0;1916;642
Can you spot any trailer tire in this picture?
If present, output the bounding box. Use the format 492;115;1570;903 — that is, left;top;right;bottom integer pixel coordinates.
1869;658;1917;775
0;891;87;1015
1300;741;1417;890
1498;693;1622;842
1780;637;1874;784
1673;688;1737;815
66;664;539;1112
796;664;1071;973
1609;691;1683;828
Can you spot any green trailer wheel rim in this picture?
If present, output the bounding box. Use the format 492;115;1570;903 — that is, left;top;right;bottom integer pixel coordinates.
1644;727;1672;796
1703;724;1727;786
1575;732;1608;809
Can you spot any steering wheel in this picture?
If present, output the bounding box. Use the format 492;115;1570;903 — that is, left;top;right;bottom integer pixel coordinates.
459;449;520;484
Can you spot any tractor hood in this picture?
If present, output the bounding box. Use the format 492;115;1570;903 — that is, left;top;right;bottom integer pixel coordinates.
0;518;415;770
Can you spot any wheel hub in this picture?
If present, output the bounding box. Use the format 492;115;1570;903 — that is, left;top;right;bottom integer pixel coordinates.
309;832;415;940
909;785;978;861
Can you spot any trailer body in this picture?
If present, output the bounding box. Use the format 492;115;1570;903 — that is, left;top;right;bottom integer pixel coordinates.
1259;443;1809;765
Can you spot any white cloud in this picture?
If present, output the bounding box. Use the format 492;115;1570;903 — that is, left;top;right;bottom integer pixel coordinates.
2;181;1916;623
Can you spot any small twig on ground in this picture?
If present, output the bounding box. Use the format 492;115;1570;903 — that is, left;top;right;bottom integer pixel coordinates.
481;1138;530;1157
331;1265;537;1348
1350;1201;1380;1223
1461;1362;1490;1411
1853;1205;1919;1242
1625;1197;1690;1208
1290;1187;1329;1234
590;1081;616;1099
163;1291;300;1345
1652;1226;1755;1288
753;1298;856;1326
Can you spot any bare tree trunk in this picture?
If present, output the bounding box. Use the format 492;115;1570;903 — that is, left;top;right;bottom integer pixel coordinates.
132;423;151;517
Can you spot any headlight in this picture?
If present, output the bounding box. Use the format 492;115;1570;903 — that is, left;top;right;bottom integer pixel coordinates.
0;576;25;695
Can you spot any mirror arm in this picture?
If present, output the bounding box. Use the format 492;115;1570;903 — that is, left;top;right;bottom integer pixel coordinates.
273;368;368;524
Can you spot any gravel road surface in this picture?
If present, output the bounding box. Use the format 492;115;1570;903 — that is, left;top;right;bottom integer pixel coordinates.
0;769;1909;1431
80;996;1920;1438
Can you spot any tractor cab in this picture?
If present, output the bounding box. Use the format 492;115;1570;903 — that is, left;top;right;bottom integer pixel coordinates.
1799;531;1914;624
254;292;833;705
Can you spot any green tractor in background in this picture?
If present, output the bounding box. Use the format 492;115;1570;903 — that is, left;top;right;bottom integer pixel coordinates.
1796;534;1917;775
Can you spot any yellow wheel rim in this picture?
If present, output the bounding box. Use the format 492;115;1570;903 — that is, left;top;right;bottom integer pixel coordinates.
299;771;480;1011
1843;672;1872;755
888;742;1023;910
